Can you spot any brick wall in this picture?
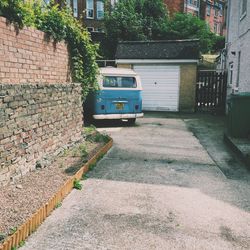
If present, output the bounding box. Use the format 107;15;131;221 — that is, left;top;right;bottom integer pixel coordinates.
0;83;83;186
0;17;84;186
163;0;184;16
0;16;71;84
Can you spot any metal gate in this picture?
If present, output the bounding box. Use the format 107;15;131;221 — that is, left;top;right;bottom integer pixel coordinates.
196;70;227;114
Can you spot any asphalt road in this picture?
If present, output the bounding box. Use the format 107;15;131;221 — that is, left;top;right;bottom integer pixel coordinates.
21;116;250;250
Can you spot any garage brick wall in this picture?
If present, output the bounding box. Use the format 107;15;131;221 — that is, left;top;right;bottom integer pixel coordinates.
179;64;197;113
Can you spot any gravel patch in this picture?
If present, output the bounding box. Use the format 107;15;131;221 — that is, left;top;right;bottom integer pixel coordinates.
0;134;106;242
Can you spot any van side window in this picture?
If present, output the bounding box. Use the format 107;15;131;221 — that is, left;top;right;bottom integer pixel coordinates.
103;76;137;88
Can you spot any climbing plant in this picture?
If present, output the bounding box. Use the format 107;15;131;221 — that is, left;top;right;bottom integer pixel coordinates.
0;0;99;99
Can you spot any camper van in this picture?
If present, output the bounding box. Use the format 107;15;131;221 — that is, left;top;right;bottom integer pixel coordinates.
86;67;143;124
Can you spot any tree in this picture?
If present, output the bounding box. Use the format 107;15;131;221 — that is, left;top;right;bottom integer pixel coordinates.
166;13;222;53
102;0;225;58
103;0;169;58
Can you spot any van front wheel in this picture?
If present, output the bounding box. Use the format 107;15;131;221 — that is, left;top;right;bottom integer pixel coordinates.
127;118;136;125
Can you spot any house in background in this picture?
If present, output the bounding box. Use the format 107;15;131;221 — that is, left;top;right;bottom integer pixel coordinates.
184;0;201;16
163;0;201;17
200;0;227;36
64;0;105;33
163;0;185;16
164;0;227;36
226;0;250;94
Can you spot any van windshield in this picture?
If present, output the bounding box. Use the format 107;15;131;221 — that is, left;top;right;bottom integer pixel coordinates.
103;76;137;88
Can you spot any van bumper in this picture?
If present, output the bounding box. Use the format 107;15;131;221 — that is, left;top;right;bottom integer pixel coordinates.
93;113;144;120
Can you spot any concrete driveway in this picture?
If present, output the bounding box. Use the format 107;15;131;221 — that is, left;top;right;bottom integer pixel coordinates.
21;115;250;250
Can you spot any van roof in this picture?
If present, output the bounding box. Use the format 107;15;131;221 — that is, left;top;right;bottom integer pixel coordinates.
99;67;137;76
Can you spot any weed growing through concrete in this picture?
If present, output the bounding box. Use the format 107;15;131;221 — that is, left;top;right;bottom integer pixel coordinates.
88;163;96;171
9;227;17;235
73;179;82;190
19;240;25;247
84;125;96;136
0;232;5;242
55;202;62;208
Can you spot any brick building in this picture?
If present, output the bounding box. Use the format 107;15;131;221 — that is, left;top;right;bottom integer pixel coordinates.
50;0;107;32
164;0;226;36
164;0;201;17
200;0;226;36
163;0;184;16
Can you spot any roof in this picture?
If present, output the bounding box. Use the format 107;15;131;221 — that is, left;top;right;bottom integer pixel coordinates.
99;67;137;76
116;40;200;60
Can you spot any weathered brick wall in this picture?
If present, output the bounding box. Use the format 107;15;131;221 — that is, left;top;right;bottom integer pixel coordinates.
0;83;83;185
0;16;71;84
0;17;84;186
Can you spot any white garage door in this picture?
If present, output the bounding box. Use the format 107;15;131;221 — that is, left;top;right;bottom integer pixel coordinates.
134;65;180;111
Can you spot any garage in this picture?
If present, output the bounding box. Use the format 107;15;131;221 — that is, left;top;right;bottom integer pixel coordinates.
115;40;200;113
133;65;180;111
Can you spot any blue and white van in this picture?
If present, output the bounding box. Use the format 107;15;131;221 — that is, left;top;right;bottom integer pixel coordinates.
86;67;144;124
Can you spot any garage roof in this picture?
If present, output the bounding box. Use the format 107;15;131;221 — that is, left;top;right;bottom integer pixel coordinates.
116;39;200;60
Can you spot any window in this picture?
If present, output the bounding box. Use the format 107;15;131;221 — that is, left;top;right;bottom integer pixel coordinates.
188;0;199;7
97;0;104;20
219;4;223;16
110;0;118;7
86;0;94;19
73;0;78;17
214;23;218;33
66;0;71;7
241;0;247;18
87;27;94;33
207;4;211;16
236;51;241;87
229;63;233;86
96;28;104;33
214;7;219;17
103;76;137;88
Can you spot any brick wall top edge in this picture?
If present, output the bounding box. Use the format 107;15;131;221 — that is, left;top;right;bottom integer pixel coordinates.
0;16;67;46
0;82;80;88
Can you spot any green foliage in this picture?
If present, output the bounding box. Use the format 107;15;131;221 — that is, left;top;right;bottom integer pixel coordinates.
55;202;62;208
212;35;225;52
88;162;96;171
0;0;99;100
84;125;97;136
103;0;224;57
0;232;6;242
73;179;82;190
86;132;110;143
166;13;219;53
9;227;17;235
104;0;168;58
19;240;25;247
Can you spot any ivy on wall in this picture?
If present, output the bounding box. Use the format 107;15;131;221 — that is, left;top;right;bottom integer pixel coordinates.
0;0;99;100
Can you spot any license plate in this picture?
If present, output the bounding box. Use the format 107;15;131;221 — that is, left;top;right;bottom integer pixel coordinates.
116;103;124;110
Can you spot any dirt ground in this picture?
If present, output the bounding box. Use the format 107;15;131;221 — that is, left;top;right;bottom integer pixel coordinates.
0;129;108;243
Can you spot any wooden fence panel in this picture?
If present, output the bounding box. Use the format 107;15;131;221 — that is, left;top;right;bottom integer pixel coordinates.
196;70;227;114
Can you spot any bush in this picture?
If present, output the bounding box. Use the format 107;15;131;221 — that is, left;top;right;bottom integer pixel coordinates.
0;0;98;100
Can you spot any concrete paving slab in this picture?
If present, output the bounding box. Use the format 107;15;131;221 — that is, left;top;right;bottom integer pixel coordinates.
21;116;250;250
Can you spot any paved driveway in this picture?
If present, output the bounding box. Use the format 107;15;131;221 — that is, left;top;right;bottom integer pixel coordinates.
21;116;250;250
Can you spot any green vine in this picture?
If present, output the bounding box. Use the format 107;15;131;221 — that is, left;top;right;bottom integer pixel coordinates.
0;0;99;100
